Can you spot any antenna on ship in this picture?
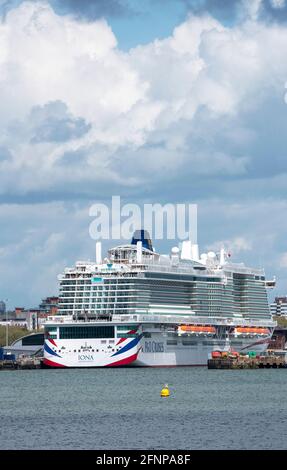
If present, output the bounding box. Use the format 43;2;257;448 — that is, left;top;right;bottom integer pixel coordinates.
219;247;226;266
96;241;102;264
136;240;142;263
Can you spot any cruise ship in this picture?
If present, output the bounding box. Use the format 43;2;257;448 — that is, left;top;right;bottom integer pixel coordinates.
43;231;276;367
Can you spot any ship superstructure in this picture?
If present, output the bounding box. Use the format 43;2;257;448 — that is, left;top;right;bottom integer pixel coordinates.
43;230;275;367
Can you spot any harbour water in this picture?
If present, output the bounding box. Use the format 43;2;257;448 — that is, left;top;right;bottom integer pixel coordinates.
0;367;286;450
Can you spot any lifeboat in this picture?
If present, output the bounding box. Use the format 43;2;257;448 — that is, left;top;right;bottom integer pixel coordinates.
211;351;221;358
235;327;269;336
178;325;216;335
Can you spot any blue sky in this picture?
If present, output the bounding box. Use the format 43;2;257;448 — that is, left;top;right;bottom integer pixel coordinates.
0;0;287;307
1;0;188;50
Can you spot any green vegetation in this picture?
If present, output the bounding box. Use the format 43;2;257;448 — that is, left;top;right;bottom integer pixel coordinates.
274;316;287;328
0;325;28;347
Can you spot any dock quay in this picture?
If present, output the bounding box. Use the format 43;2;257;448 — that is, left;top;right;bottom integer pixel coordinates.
0;357;42;370
208;351;287;369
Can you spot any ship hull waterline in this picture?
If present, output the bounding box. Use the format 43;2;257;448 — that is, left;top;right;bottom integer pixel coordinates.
43;333;272;368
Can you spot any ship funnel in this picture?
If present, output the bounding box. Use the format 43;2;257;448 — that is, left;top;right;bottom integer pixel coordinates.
191;244;199;262
181;240;192;260
136;241;142;263
131;229;153;251
96;241;102;264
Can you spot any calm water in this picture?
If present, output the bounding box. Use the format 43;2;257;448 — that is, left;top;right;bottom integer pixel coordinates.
0;367;286;450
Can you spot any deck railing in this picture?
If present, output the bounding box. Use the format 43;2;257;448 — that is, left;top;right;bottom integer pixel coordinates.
46;313;276;328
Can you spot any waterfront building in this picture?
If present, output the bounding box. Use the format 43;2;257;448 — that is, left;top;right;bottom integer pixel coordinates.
4;332;44;357
270;297;287;317
39;296;59;316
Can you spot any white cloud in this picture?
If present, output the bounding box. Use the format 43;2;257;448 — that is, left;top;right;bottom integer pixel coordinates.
0;1;144;123
241;0;263;21
207;236;252;256
270;0;285;9
0;1;287;196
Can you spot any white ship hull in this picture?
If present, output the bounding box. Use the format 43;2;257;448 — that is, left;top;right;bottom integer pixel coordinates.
135;336;270;367
43;324;272;368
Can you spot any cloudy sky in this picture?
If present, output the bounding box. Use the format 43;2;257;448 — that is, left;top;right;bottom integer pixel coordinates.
0;0;287;307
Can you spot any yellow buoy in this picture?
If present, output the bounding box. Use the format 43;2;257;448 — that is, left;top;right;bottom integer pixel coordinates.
161;384;170;397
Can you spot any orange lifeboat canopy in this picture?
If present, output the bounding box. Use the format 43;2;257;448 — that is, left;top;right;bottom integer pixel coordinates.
179;325;216;334
211;351;221;358
235;327;269;335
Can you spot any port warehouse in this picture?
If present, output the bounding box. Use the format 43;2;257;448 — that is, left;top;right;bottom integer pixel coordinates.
2;333;44;358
